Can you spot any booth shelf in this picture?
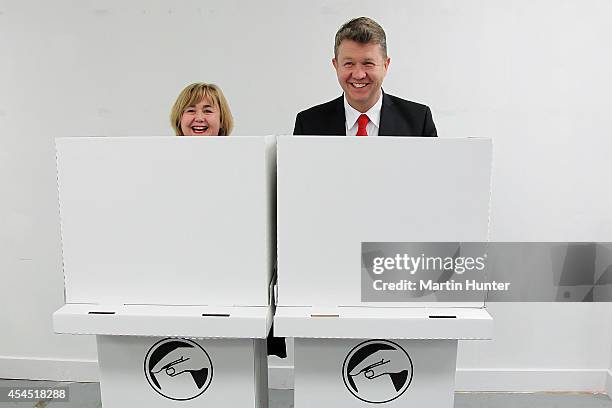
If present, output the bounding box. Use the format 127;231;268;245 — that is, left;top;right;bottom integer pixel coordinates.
274;306;492;339
54;304;272;338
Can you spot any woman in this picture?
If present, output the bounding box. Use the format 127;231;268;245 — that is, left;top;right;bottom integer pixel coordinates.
170;83;234;136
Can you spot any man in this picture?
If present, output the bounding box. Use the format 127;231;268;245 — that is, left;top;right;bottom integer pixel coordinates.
294;17;437;137
268;18;438;360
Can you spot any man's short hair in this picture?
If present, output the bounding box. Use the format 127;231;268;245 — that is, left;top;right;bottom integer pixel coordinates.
334;17;387;59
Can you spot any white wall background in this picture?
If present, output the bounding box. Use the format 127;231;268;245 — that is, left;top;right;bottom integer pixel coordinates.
1;0;611;391
608;343;612;394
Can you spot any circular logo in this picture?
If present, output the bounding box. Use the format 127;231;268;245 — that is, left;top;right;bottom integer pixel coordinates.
342;339;413;404
144;338;213;401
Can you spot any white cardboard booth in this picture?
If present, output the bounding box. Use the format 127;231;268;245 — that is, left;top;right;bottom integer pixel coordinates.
53;136;275;407
275;136;494;407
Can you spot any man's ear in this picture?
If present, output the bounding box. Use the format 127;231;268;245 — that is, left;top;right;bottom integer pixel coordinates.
384;57;391;72
332;58;338;70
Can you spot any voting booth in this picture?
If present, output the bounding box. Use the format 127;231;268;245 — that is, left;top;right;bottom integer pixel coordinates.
275;136;494;407
53;136;275;407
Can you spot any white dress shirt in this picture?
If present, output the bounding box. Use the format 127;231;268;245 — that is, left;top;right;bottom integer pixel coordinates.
344;93;383;136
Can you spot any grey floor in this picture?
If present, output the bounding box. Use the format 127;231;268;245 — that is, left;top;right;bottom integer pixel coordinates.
1;380;611;407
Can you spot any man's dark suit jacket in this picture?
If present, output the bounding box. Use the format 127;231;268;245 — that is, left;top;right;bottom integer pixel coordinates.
293;92;437;137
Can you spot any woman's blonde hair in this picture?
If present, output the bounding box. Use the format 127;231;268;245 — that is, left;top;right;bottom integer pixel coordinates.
170;83;234;136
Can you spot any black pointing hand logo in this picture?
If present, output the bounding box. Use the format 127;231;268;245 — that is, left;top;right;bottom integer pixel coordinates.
342;339;413;403
144;338;213;401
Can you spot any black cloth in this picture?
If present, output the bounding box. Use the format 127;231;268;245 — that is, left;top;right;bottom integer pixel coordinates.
266;324;287;358
293;92;437;137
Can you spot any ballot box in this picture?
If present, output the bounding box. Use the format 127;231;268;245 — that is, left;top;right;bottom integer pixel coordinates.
275;136;494;408
53;136;275;408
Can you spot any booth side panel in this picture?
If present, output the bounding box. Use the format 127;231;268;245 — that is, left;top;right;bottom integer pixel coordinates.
278;137;491;307
265;136;277;290
57;137;271;306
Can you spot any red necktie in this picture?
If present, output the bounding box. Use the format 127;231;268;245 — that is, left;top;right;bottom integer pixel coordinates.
356;114;369;136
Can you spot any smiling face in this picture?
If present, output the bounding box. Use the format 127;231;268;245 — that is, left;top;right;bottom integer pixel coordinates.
179;97;221;136
333;40;390;113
